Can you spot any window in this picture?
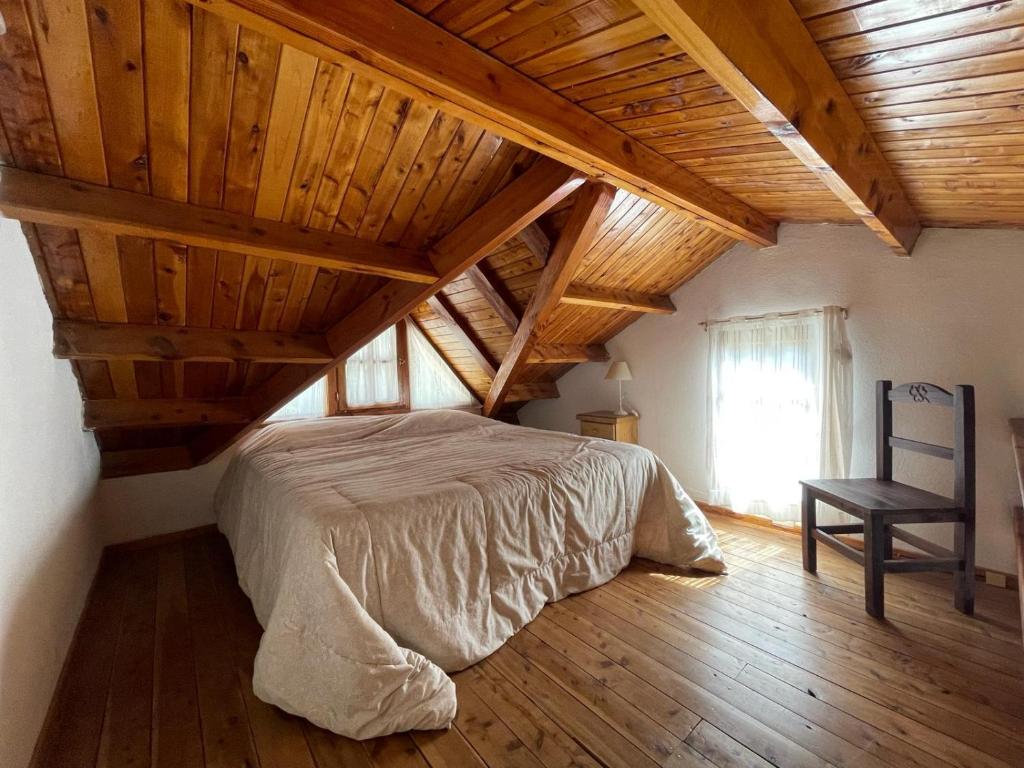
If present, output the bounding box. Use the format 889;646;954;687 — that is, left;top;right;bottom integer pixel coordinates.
268;320;481;422
409;321;476;410
345;324;401;408
268;377;327;421
707;306;851;523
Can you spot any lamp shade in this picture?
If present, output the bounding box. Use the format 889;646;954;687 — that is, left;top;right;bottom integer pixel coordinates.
605;360;632;382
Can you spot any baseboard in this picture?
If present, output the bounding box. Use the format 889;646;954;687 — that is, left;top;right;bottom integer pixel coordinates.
104;523;218;554
699;502;1020;591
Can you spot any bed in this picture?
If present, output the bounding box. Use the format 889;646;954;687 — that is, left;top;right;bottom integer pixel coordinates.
215;409;725;739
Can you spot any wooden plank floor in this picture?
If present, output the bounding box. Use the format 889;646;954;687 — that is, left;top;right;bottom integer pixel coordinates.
32;514;1024;768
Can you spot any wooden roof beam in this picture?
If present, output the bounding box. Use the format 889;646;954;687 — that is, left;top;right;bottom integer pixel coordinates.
425;294;499;378
53;320;334;364
561;286;676;314
517;222;551;263
464;265;520;334
484;182;617;417
101;447;195;479
186;0;777;247
0;167;437;282
84;398;252;430
507;382;559;403
529;344;610;364
188;158;586;464
633;0;921;255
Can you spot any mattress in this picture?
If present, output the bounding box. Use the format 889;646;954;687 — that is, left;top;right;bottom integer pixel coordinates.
215;409;725;739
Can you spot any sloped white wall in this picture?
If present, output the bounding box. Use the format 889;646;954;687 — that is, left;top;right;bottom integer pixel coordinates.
522;223;1024;574
0;220;104;768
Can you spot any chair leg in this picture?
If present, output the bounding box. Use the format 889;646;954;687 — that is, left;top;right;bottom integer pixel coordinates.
883;523;894;561
864;515;886;619
801;486;816;573
954;516;976;615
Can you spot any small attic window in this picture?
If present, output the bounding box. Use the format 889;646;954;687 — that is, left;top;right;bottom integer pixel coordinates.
268;377;327;421
268;321;476;422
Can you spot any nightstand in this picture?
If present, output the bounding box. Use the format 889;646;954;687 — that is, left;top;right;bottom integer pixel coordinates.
577;411;639;444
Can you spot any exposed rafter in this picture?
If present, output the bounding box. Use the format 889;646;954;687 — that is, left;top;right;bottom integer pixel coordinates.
464;266;520;334
188;158;586;464
561;287;677;315
84;398;252;430
485;182;617;417
53;321;334;364
633;0;921;255
529;345;610;364
184;0;777;247
425;294;499;378
507;383;559;403
0;167;437;282
101;447;195;479
517;222;552;263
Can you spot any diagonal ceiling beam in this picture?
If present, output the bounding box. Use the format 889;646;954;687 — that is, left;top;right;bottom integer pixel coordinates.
425;294;499;378
484;182;617;417
185;0;777;247
188;158;586;463
464;265;520;334
517;222;551;264
0;167;436;282
633;0;921;255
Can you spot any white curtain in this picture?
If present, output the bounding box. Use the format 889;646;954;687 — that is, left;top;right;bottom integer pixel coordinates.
346;325;399;407
408;322;477;410
707;306;851;523
268;377;327;421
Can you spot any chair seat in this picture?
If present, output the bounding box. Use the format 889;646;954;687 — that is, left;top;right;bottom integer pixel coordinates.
800;478;961;515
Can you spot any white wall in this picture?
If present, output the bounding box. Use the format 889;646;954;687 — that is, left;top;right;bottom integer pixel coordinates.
523;224;1024;574
0;220;104;768
96;452;230;545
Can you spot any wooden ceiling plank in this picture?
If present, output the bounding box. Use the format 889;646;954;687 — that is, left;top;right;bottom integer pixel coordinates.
528;344;610;364
561;285;676;314
484;182;616;416
188;157;585;464
84;397;253;430
0;167;438;283
633;0;922;255
183;0;777;246
53;320;334;364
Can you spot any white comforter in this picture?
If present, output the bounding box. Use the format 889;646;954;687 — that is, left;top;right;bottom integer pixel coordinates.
215;410;724;739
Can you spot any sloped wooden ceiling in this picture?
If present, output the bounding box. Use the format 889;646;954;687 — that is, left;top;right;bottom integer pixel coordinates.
1;0;1022;475
406;0;1024;228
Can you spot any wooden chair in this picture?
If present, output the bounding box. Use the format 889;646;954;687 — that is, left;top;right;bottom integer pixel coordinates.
800;381;976;619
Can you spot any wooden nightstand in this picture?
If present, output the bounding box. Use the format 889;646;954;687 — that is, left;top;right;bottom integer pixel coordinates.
577;411;639;444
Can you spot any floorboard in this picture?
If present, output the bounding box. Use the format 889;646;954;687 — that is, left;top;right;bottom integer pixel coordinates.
31;514;1024;768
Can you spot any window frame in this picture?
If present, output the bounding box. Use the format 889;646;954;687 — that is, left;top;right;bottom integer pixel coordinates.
326;319;412;416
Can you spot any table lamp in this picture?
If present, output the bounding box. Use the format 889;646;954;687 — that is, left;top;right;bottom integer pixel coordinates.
605;360;632;416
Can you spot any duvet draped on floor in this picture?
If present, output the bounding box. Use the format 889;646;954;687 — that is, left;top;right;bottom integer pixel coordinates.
215;410;725;739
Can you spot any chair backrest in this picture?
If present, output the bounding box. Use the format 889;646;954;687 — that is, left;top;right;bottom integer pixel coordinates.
876;380;975;509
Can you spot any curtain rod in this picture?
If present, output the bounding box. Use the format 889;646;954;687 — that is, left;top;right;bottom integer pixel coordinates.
698;306;848;331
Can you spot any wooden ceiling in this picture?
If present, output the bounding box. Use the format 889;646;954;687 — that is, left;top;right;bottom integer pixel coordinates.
402;0;1024;229
0;0;1021;474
